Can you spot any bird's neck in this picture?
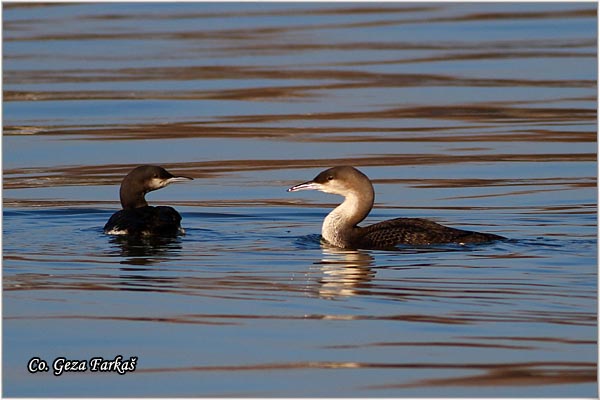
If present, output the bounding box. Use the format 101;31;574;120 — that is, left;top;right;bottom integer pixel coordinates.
120;183;148;209
322;188;374;248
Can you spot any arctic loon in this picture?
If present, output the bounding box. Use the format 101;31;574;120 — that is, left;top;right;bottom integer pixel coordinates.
288;166;504;249
104;165;192;236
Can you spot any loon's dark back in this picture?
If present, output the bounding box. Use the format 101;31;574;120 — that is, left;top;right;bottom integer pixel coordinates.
103;206;183;236
358;217;504;249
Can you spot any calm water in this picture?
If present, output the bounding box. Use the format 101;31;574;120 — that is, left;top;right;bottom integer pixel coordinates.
3;2;597;397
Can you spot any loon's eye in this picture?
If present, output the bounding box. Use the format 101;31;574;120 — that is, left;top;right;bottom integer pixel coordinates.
327;175;334;181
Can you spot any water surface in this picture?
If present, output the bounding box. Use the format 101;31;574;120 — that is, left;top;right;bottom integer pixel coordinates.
3;2;597;397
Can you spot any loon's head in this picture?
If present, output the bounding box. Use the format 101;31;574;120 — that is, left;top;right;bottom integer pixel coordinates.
287;166;373;197
120;165;193;209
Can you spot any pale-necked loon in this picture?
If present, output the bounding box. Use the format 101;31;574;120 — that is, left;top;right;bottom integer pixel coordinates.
104;165;192;236
288;166;505;249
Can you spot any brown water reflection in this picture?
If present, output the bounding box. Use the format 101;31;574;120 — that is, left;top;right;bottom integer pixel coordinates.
4;71;595;101
5;123;596;144
4;6;594;42
3;153;595;191
366;362;595;389
5;308;596;327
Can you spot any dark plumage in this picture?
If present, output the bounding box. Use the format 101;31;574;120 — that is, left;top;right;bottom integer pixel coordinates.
103;165;192;236
359;218;504;249
288;166;505;249
104;206;183;236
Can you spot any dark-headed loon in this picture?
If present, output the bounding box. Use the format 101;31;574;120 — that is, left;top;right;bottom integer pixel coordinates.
104;165;192;236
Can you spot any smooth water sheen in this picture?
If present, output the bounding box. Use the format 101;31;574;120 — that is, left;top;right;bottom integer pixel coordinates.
3;3;597;397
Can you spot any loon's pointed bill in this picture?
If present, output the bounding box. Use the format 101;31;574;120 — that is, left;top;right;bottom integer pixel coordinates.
167;176;193;184
150;174;193;191
287;181;321;192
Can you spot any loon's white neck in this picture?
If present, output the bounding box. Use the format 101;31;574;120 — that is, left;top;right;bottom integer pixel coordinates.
322;189;374;248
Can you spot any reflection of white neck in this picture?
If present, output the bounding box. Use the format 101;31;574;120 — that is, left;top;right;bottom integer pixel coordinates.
318;247;375;299
322;189;374;248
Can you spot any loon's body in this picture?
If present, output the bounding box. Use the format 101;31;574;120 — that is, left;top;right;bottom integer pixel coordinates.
104;165;192;236
288;166;504;249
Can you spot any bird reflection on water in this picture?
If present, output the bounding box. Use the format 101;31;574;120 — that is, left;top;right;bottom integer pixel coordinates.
313;246;376;299
108;235;184;267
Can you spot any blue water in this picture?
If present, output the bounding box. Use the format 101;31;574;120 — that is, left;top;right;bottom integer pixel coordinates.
3;2;597;397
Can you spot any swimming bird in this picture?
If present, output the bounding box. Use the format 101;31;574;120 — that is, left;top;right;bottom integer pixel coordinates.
287;166;504;249
104;165;192;236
